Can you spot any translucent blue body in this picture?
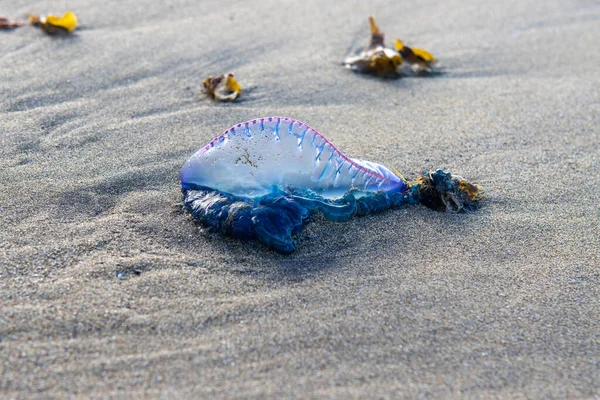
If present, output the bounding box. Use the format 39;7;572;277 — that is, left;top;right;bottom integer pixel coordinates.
180;117;406;198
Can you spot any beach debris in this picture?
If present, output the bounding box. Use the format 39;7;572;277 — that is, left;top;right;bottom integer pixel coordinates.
203;73;242;102
344;16;439;77
0;16;26;30
181;117;481;254
116;269;142;280
395;39;436;74
343;16;403;78
29;11;77;34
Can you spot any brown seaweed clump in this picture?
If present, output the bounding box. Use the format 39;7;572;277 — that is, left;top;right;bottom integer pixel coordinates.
343;16;403;78
408;170;482;212
203;73;242;102
344;16;438;78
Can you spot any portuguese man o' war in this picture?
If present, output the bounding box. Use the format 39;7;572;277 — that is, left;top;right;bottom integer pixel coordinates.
181;117;481;254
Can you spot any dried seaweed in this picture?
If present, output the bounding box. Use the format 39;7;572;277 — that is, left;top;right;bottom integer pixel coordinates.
395;39;436;75
29;11;77;35
203;73;242;102
344;16;438;77
343;16;403;78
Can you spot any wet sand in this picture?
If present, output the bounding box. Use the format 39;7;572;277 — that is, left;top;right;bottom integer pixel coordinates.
1;0;599;398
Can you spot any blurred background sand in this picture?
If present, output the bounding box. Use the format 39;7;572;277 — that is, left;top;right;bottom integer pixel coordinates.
1;0;599;398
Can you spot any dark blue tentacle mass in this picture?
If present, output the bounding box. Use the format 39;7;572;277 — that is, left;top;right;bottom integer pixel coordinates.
182;169;481;254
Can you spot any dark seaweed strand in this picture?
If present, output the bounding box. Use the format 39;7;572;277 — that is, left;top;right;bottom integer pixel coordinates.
182;169;481;254
408;169;482;212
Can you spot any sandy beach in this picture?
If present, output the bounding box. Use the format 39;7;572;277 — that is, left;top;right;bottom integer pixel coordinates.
1;0;599;398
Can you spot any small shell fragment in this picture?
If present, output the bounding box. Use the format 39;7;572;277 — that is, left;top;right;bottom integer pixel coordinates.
203;73;242;102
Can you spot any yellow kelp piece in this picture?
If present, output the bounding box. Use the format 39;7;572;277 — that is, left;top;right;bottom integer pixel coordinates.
29;11;77;34
203;73;242;102
46;11;77;32
394;39;435;68
369;15;380;35
394;39;436;73
368;15;385;49
224;74;242;96
412;47;435;63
